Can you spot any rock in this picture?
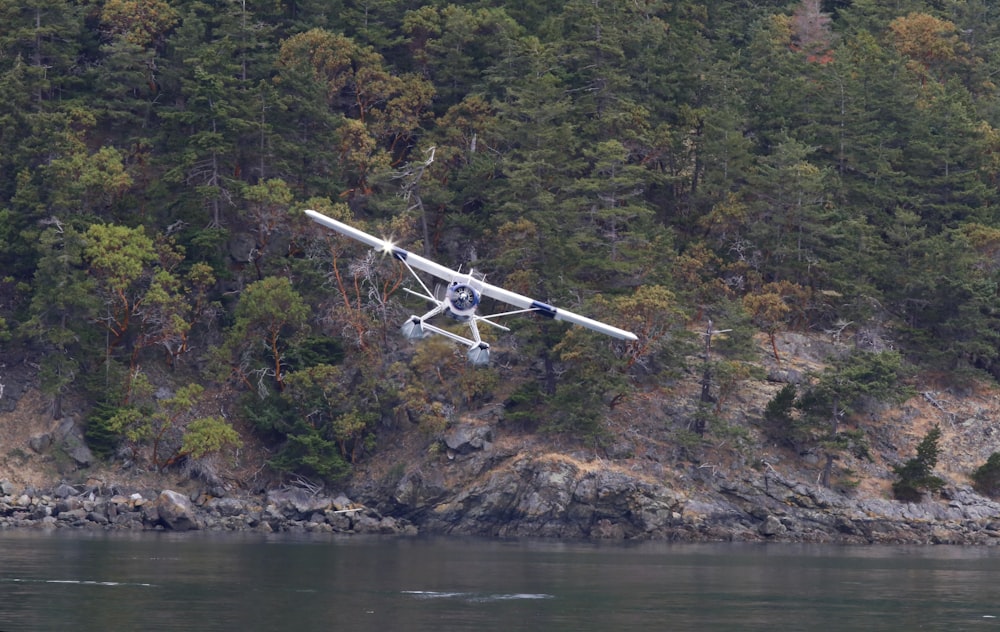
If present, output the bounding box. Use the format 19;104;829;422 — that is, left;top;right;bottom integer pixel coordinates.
443;423;493;455
758;515;785;536
64;442;94;467
206;497;254;518
592;519;627;539
28;433;52;453
53;483;79;499
0;480;16;496
54;497;83;515
266;488;333;517
55;417;78;441
393;469;448;509
154;490;200;531
58;508;87;523
767;368;805;384
604;440;635;460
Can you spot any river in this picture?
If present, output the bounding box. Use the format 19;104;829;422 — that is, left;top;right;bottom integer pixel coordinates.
1;530;999;631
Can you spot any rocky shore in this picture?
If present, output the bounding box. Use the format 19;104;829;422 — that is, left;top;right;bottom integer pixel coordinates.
5;409;1000;544
5;449;1000;545
0;480;415;536
355;449;1000;545
7;411;1000;544
4;465;1000;545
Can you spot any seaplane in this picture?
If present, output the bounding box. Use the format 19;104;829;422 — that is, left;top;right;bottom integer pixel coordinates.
304;209;638;365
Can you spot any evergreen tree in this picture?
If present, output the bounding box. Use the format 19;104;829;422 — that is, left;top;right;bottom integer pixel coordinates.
892;424;945;502
21;223;100;417
158;4;257;227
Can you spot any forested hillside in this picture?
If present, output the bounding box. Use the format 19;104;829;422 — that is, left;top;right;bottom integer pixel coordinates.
3;0;1000;492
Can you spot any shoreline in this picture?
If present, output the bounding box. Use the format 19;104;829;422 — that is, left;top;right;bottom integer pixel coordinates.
5;478;1000;545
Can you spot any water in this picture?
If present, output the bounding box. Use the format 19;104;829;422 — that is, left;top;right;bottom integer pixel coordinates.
1;531;1000;631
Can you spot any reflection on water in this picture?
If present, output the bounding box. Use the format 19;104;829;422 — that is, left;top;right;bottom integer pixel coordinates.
1;530;1000;631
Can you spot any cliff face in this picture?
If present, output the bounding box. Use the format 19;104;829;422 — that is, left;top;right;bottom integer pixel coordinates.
342;415;1000;544
4;331;1000;542
344;332;1000;543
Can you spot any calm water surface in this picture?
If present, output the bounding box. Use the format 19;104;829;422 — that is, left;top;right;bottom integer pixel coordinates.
1;530;999;631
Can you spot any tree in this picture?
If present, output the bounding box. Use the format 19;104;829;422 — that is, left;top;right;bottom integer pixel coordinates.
888;12;967;84
242;177;294;278
218;275;310;393
273;28;433;203
972;452;1000;498
601;284;687;372
892;425;945;502
93;0;179;130
747;138;836;289
282;363;378;463
46;145;134;216
402;5;520;110
797;349;907;486
83;223;159;354
564;140;659;285
790;0;834;62
103;381;241;470
0;0;83;106
159;4;256;227
135;262;217;368
743;289;790;363
21;223;99;417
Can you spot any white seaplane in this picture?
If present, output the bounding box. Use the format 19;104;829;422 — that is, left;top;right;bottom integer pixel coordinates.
304;209;638;365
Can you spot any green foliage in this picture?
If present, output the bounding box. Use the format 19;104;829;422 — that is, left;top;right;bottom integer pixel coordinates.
762;383;802;447
503;381;544;428
797;350;908;433
972;452;1000;498
9;0;1000;487
216;276;310;393
537;326;633;439
764;350;905;485
239;353;393;481
146;383;242;470
180;416;242;461
283;336;345;372
85;380;241;469
239;390;352;482
84;400;134;460
892;425;945;502
272;427;351;482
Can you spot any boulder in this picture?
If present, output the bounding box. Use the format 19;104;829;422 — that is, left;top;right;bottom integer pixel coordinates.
54;497;84;515
266;488;333;517
206;497;254;518
28;433;52;454
63;438;94;468
443;423;493;455
154;490;200;531
58;508;88;523
53;483;80;499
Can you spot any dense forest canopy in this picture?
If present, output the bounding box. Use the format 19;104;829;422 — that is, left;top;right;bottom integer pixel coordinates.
3;0;1000;481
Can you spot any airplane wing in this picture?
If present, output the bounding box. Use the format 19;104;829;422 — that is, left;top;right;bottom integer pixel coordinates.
304;209;638;342
476;281;638;342
305;209;458;280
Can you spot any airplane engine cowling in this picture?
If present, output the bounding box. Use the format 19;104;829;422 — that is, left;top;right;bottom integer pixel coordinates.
445;282;480;321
